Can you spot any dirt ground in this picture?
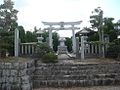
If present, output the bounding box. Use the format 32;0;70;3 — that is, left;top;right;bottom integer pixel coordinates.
34;86;120;90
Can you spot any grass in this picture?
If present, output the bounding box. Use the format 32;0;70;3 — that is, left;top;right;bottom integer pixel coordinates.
74;58;119;64
0;57;31;63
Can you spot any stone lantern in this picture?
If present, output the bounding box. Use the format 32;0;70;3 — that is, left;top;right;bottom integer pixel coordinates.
79;29;90;60
36;30;43;43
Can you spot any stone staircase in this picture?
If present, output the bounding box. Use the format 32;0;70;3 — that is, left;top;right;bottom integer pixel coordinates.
33;62;120;88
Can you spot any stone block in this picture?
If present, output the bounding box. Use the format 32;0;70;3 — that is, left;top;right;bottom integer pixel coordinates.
2;70;10;76
19;63;27;70
19;69;27;76
2;77;6;83
21;84;31;90
5;83;11;90
0;77;2;84
0;70;2;77
0;63;5;69
12;62;19;70
4;63;12;69
27;67;35;75
8;76;14;83
10;70;18;76
21;76;30;84
13;77;21;84
9;77;21;84
27;61;32;68
11;84;21;90
0;84;2;90
1;83;6;90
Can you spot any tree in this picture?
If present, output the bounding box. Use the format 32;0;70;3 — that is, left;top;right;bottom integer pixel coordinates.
90;7;103;42
18;26;26;43
65;37;72;52
41;31;59;52
42;31;49;42
25;31;37;42
52;32;59;52
90;7;105;57
103;17;117;42
0;0;18;57
115;19;120;37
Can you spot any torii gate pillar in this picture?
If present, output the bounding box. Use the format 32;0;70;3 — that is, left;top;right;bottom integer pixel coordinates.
42;21;82;53
72;25;76;53
49;25;53;48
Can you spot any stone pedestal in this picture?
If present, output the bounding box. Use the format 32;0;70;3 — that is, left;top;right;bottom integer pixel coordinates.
57;37;68;54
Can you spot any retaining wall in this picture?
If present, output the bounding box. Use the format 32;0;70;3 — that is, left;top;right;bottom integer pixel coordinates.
0;60;35;90
0;59;120;90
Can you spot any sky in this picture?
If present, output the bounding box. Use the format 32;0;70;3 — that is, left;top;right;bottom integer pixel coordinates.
0;0;120;37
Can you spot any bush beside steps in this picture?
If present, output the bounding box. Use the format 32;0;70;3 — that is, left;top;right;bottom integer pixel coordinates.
42;52;58;63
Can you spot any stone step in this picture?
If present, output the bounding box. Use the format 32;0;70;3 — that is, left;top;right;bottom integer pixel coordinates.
34;69;120;75
35;63;120;68
33;78;120;88
35;64;120;71
33;73;119;80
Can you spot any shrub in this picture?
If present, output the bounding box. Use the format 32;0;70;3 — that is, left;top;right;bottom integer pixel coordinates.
35;43;53;58
42;53;58;63
106;44;120;58
0;49;7;58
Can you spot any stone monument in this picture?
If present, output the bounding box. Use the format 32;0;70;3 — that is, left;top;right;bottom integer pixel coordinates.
57;37;68;54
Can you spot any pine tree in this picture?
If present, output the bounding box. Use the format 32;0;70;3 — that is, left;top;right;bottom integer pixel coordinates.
0;0;18;57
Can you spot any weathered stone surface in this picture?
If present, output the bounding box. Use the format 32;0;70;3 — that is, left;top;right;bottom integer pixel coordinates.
11;84;21;90
19;62;27;70
0;59;120;89
0;63;4;69
2;70;10;76
4;63;12;69
0;59;34;90
10;70;18;76
21;84;31;90
21;76;30;84
33;62;120;88
12;62;19;70
19;69;27;76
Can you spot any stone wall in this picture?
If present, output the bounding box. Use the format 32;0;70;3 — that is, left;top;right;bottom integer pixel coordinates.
0;60;35;90
33;61;120;88
1;59;120;89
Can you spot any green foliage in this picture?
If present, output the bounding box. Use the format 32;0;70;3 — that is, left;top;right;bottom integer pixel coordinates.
18;26;26;43
65;37;72;52
42;52;58;63
106;44;120;58
42;31;49;42
36;43;53;58
42;31;59;52
88;33;99;41
25;31;37;42
90;7;103;42
0;0;18;57
0;48;7;58
36;43;58;63
52;32;59;52
89;8;117;43
103;18;117;42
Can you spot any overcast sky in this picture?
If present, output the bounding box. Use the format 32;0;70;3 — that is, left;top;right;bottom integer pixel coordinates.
0;0;120;37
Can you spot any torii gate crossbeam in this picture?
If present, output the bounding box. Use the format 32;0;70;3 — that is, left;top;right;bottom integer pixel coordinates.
42;21;82;53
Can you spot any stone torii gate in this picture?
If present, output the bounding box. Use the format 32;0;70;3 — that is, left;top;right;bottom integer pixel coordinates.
42;21;82;53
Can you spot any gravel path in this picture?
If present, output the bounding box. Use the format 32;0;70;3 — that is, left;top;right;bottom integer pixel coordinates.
34;86;120;90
